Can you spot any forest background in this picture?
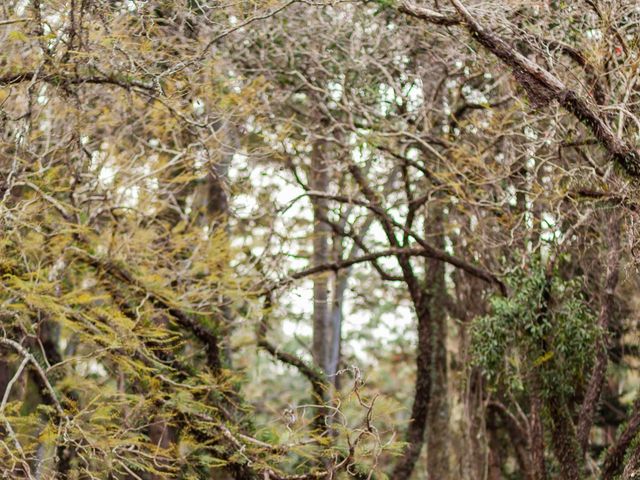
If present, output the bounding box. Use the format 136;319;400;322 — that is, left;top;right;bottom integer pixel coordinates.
1;0;640;479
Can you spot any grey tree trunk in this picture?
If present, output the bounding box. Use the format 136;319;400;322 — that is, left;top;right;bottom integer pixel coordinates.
326;170;398;386
328;272;347;384
310;140;332;377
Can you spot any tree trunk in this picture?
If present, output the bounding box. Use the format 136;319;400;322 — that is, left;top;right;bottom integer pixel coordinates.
529;393;548;480
547;397;582;480
329;271;347;385
310;140;332;377
426;201;451;480
391;296;432;480
577;214;621;452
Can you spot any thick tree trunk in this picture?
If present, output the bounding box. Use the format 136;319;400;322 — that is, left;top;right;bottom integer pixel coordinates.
547;397;582;480
577;215;621;451
529;394;548;480
392;297;432;480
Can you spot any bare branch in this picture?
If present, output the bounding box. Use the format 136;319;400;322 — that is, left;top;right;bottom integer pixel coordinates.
399;0;640;177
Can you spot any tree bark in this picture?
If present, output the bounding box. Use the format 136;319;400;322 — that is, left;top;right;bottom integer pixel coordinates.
547;397;582;480
602;398;640;479
392;294;432;480
529;393;548;480
426;201;451;480
577;215;621;451
310;140;332;377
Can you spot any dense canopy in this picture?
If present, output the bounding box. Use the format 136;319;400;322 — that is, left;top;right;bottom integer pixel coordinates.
1;1;640;479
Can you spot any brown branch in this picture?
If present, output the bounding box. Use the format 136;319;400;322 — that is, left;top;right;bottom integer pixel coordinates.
602;398;640;479
577;215;621;451
399;0;640;177
398;1;459;26
274;246;504;294
301;192;506;293
0;71;155;91
0;18;31;26
543;39;605;105
447;0;640;176
72;248;222;372
257;295;327;401
569;189;639;212
0;338;67;420
315;210;404;282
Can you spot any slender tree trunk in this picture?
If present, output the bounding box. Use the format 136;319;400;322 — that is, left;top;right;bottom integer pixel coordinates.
329;271;347;385
0;357;11;401
426;201;451;480
462;370;488;480
547;397;582;480
326;170;398;387
487;409;505;480
202;120;238;370
310;140;332;377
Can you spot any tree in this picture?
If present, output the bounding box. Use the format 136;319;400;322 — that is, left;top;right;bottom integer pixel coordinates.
3;0;640;479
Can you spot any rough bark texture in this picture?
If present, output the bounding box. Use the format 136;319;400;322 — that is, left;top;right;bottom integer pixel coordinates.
577;216;621;451
392;295;432;480
426;202;451;480
329;271;347;385
204;121;238;369
602;398;640;479
547;398;583;480
487;411;505;480
0;359;10;403
529;394;548;480
622;445;640;480
347;161;434;480
402;0;640;178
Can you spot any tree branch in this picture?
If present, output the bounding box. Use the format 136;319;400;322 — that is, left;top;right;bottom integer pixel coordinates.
602;397;640;479
301;192;506;293
72;248;222;372
577;215;621;451
0;71;155;91
272;246;504;294
399;0;640;177
398;1;459;26
256;295;327;399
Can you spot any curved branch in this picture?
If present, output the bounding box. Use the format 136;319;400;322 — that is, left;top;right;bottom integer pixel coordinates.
274;246;504;294
399;0;640;177
256;295;327;399
0;71;155;91
0;338;66;419
72;248;222;371
301;192;506;293
398;2;459;25
446;0;640;176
